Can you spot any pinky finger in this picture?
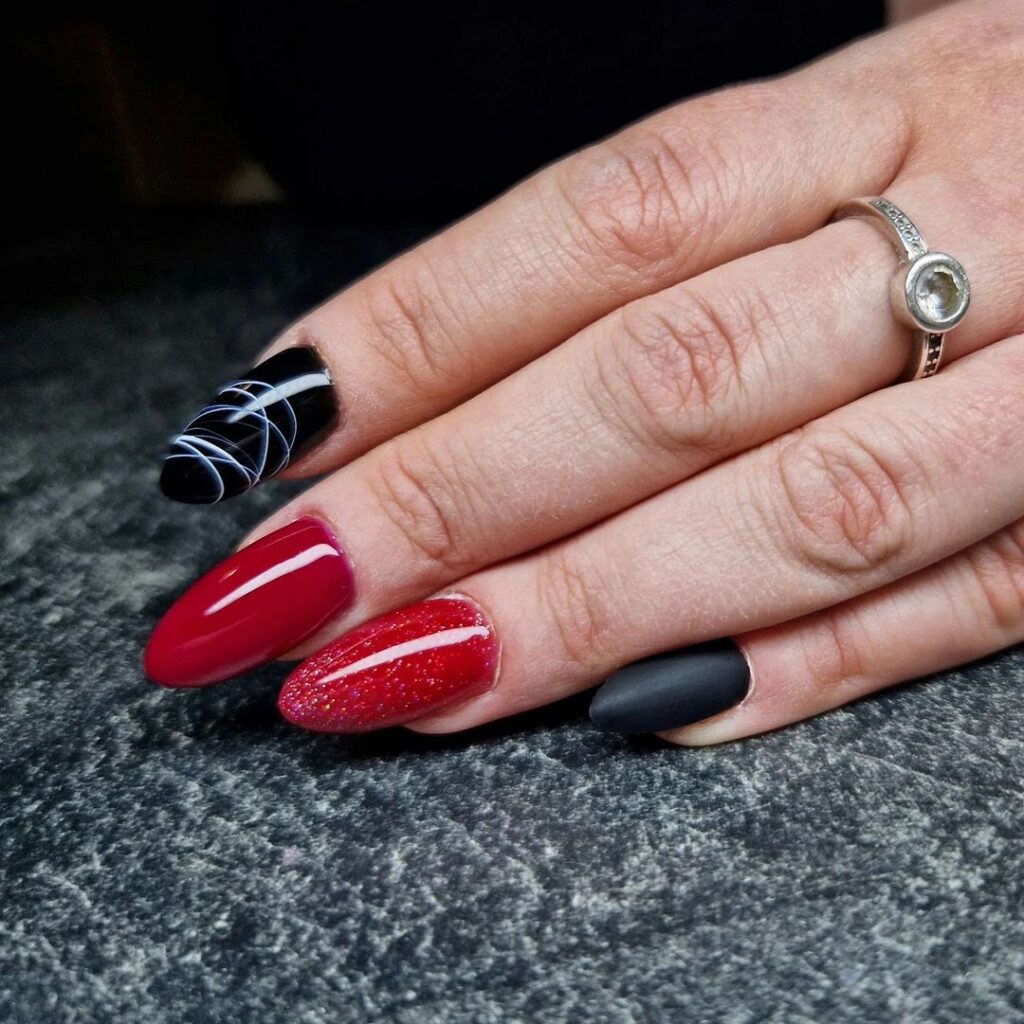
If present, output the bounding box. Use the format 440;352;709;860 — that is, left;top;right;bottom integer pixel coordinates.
593;519;1024;746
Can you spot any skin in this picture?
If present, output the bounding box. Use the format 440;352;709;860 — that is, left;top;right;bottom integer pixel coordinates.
888;0;959;24
237;0;1024;744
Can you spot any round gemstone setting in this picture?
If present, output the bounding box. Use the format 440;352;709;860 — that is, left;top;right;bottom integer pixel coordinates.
916;265;960;321
901;252;970;333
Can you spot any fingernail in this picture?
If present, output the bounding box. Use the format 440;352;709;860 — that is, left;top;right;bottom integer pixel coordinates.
278;597;499;733
589;639;750;735
145;517;355;687
160;346;339;504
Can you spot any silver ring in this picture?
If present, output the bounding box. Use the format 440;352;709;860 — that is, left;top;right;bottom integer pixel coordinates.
834;197;970;381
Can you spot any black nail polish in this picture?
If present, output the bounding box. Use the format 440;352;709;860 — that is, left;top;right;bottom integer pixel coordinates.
160;347;339;504
589;639;750;735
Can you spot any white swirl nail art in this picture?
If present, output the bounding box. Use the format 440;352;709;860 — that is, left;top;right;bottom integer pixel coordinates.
160;347;338;504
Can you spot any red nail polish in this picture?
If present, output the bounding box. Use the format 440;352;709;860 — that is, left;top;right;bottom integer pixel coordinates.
278;597;499;733
145;517;355;688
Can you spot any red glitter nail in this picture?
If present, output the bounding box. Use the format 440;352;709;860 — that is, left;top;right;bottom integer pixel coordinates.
145;517;355;687
278;597;499;732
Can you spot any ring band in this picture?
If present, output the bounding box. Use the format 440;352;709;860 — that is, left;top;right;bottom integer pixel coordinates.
835;197;970;382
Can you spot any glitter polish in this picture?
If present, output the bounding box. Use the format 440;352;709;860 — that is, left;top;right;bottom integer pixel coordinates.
145;517;356;687
278;597;499;732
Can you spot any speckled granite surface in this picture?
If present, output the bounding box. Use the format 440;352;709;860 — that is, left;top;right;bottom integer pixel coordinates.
2;213;1023;1024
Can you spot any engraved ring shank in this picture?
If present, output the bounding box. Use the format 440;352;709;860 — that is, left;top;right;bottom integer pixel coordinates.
834;197;970;382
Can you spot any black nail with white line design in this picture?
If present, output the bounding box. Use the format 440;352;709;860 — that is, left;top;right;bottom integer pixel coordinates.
160;347;339;504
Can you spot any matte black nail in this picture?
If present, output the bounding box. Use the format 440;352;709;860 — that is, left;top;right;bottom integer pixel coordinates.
589;638;750;735
160;346;339;504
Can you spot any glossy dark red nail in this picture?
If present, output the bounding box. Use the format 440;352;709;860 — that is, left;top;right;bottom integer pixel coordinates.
278;597;499;733
145;517;355;688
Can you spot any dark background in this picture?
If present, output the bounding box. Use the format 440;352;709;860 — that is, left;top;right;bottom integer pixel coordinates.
8;1;882;220
11;5;1024;1024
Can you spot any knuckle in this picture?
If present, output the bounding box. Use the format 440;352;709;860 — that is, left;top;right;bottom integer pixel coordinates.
607;286;753;456
539;548;616;674
966;520;1024;633
370;442;474;576
556;124;735;273
770;427;920;578
362;270;459;396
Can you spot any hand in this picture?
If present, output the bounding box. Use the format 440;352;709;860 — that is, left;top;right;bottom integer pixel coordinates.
147;0;1024;744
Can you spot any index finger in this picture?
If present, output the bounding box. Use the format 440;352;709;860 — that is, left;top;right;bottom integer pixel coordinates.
161;38;908;503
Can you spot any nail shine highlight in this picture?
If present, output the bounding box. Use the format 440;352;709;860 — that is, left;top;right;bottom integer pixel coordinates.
279;597;499;733
145;517;355;688
160;346;339;504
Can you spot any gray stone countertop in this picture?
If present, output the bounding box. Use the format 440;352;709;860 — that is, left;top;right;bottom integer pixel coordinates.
2;212;1022;1024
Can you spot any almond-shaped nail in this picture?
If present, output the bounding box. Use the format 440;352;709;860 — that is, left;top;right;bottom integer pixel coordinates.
589;639;751;734
160;346;339;504
279;597;499;733
145;517;355;687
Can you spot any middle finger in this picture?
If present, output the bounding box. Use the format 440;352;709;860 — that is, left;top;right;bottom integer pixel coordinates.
252;176;1016;645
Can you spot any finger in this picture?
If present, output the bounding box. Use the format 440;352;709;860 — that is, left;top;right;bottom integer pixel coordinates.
153;175;988;687
160;39;914;503
250;171;1021;658
382;331;1024;735
657;515;1024;745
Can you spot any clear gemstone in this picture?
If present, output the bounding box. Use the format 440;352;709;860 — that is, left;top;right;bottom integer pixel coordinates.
915;265;962;323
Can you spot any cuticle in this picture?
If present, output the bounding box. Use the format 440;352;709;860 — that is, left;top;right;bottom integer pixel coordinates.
291;507;348;548
734;638;757;707
305;339;334;386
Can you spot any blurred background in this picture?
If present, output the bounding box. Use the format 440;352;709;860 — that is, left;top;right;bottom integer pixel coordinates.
7;1;883;227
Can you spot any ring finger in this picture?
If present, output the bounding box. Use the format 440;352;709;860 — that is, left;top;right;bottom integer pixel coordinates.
274;329;1024;732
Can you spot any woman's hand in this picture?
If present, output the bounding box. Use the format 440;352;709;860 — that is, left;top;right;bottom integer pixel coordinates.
147;0;1024;743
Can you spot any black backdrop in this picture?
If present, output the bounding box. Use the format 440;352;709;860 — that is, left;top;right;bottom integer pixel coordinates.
226;0;884;221
3;1;883;221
